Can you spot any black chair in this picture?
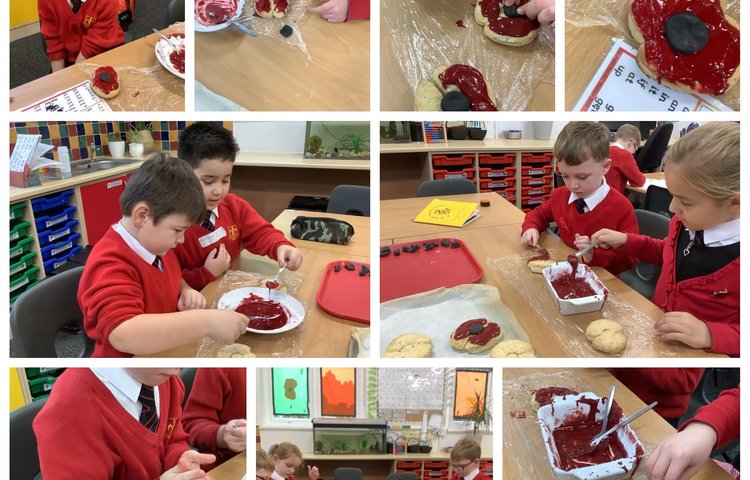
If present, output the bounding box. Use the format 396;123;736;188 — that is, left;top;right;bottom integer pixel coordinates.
620;210;670;300
10;397;48;480
636;123;673;173
10;266;95;358
644;185;673;219
179;368;198;408
165;0;186;27
327;185;370;216
417;178;476;197
387;473;419;480
333;467;363;480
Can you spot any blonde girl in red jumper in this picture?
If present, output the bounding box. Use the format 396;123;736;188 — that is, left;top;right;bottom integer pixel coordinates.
269;442;320;480
593;122;740;355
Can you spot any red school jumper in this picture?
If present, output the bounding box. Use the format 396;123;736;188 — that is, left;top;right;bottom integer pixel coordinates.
680;386;740;449
182;368;247;470
619;216;740;355
605;145;646;195
449;469;492;480
347;0;371;20
521;186;639;276
610;368;704;420
78;228;182;358
34;369;191;480
174;194;294;290
38;0;124;64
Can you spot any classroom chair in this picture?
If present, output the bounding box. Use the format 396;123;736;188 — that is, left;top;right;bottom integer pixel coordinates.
620;209;669;300
416;178;476;197
10;397;48;480
636;123;673;173
10;266;95;358
333;467;364;480
165;0;186;27
179;368;198;408
327;185;371;216
387;473;419;480
643;185;674;219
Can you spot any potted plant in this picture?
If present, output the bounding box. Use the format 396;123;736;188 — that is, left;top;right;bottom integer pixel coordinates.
134;121;154;146
127;128;144;158
107;132;126;157
465;390;493;437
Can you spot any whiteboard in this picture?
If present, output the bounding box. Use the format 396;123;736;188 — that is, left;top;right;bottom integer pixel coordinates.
233;122;307;153
377;369;444;410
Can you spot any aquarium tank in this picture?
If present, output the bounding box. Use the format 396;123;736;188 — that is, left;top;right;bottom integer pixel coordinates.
304;122;370;160
312;418;387;454
380;121;412;143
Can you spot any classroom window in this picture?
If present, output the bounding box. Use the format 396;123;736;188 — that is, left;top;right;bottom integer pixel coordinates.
272;368;309;416
320;368;356;417
452;369;490;420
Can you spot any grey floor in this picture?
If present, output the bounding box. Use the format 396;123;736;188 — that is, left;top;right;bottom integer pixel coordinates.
10;0;177;89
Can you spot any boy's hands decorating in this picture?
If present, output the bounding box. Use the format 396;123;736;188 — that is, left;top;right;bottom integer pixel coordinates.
161;450;216;479
645;422;717;480
521;228;540;247
573;234;594;263
591;229;628;249
210;311;249;344
217;419;247;452
309;0;349;22
178;289;207;311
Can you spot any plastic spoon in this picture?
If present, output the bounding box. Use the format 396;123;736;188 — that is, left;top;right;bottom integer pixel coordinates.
569;400;657;458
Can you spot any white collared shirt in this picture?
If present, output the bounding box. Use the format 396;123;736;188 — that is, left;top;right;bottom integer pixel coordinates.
462;467;480;480
113;221;161;270
272;471;286;480
91;368;160;421
568;179;611;213
690;218;740;247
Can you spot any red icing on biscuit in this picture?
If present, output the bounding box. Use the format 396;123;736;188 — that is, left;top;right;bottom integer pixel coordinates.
479;0;501;22
93;66;119;94
256;0;287;15
488;16;540;37
453;319;502;345
527;247;550;263
439;65;497;111
630;0;739;95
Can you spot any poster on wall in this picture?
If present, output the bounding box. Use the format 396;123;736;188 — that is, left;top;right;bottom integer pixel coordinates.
453;369;489;419
272;368;309;416
320;368;356;417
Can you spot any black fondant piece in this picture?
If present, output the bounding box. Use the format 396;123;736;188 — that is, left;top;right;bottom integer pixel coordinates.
503;4;523;18
664;12;709;55
280;25;294;37
441;91;471;111
99;72;112;83
469;324;485;335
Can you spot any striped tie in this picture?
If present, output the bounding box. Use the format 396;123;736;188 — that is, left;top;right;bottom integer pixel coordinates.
138;385;159;432
71;0;83;13
201;210;215;231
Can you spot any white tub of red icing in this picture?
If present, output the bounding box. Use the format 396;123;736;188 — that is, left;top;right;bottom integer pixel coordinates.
537;392;644;480
542;262;608;315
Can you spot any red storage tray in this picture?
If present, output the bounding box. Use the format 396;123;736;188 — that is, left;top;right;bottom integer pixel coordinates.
479;178;516;190
521;152;554;165
521;185;552;197
316;260;370;324
478;166;515;179
521;165;554;177
432;154;474;167
519;174;553;186
521;193;552;206
380;238;484;302
478;153;515;166
424;462;448;469
397;462;422;469
433;167;476;180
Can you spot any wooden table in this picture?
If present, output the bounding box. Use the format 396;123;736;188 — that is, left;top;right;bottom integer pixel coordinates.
209;451;246;480
273;209;370;257
10;27;185;112
503;368;731;480
196;15;369;111
627;172;665;195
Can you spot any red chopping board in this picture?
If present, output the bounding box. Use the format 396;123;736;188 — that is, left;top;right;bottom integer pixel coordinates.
316;260;370;324
380;238;484;302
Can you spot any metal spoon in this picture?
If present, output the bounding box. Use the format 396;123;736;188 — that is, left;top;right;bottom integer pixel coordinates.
599;385;616;439
266;261;288;299
569;400;657;458
152;28;180;51
206;6;257;37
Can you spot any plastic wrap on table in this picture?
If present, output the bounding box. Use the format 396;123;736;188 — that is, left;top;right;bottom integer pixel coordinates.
566;0;739;111
504;370;654;480
488;253;696;358
235;0;312;61
196;268;306;357
382;0;554;111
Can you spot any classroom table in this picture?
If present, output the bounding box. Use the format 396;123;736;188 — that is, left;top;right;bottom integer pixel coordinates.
272;209;370;258
10;26;185;112
627;172;665;195
195;15;369;111
503;368;732;480
209;451;246;480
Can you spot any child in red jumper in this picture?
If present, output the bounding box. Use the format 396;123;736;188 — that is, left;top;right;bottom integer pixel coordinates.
521;121;638;276
309;0;370;22
175;122;303;291
78;155;248;357
449;438;491;480
605;124;646;195
269;442;320;480
593;122;740;355
38;0;124;72
182;368;246;470
33;368;216;480
645;386;739;480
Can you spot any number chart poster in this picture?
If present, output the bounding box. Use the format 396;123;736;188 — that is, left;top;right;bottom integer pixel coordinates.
272;368;309;416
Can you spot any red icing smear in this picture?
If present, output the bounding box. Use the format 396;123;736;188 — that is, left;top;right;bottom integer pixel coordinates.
534;387;578;407
551;272;596;299
265;280;279;289
92;66;119;94
630;0;740;95
456;20;466;28
256;0;287;14
566;254;579;271
528;247;550;263
439;65;498;111
234;293;289;330
488;16;540;37
195;0;238;25
453;318;501;345
479;0;501;22
169;48;185;74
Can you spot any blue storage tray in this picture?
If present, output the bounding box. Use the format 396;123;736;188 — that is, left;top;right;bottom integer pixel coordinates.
31;189;73;213
38;219;79;246
43;245;83;274
35;205;76;231
40;232;81;261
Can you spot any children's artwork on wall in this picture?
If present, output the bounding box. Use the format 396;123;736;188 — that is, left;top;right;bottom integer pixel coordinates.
453;369;489;419
272;368;309;416
320;368;356;417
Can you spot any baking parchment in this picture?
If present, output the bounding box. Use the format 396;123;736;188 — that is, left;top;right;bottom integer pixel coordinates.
382;0;554;111
380;283;531;358
503;370;654;480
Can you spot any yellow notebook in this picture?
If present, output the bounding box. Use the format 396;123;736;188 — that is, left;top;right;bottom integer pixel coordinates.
413;198;480;227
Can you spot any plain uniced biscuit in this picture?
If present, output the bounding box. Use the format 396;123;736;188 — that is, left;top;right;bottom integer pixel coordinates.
414;80;443;111
585;319;627;354
528;259;555;274
217;343;256;358
383;333;433;358
491;339;535;358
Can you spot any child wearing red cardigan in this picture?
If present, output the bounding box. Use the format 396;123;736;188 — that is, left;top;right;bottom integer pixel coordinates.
521;121;638;276
33;368;216;480
38;0;124;72
182;368;247;470
175;122;303;291
605;124;646;195
593;122;740;355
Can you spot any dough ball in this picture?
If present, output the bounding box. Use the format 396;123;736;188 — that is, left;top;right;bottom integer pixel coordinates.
491;339;535;358
217;343;256;358
585;319;627;354
383;333;433;358
414;80;443;111
528;259;555;273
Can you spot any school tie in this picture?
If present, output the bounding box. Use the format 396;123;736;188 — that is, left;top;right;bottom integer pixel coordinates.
71;0;83;13
138;385;159;432
573;198;587;214
693;230;705;247
152;256;162;270
201;210;215;231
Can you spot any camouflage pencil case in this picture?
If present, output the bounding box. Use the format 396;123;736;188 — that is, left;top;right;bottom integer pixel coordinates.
290;216;355;245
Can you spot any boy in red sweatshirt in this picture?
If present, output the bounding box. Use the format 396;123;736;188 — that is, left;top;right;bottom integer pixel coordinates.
449;438;491;480
175;122;303;291
605;124;646;195
182;368;246;470
521;121;638;276
309;0;370;22
33;368;216;480
38;0;124;72
78;154;248;357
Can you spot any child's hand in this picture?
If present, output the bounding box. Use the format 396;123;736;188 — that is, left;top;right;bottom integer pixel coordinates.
217;419;247;452
591;229;627;249
521;228;540;247
204;244;231;277
209;311;249;344
309;0;349;22
573;234;594;263
504;0;555;25
161;450;216;479
178;289;207;311
644;422;717;480
307;465;321;480
277;245;304;270
655;312;713;350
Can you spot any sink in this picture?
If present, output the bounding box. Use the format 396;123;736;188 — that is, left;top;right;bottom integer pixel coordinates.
70;159;141;174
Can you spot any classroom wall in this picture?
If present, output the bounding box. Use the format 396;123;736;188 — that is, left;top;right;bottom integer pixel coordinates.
10;1;38;29
234;122;308;153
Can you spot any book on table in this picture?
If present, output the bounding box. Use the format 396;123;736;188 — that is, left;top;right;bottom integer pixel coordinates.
413;198;480;227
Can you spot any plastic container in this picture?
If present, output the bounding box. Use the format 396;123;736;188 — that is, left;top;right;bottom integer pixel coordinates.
29;376;58;397
10;252;37;277
521;152;554;165
31;189;74;213
34;205;76;231
25;368;64;379
10;265;39;295
433;167;476;180
521;165;555;177
58;146;72;178
432;153;474;167
542;263;609;315
520;174;553;187
478;153;515;166
37;219;79;246
479;166;515;179
9;202;26;222
480;178;516;190
43;245;83;274
10;237;34;261
40;233;81;261
10;220;31;243
521;185;553;197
